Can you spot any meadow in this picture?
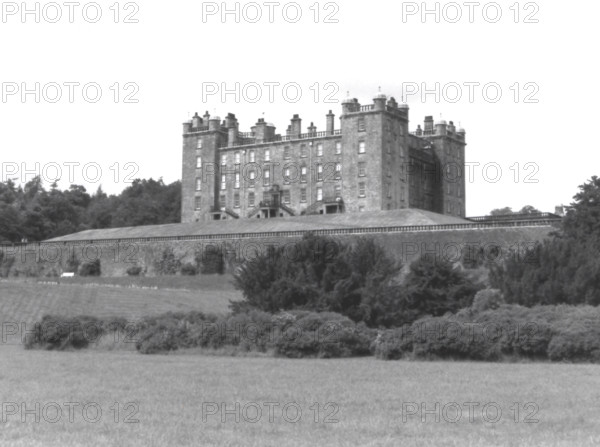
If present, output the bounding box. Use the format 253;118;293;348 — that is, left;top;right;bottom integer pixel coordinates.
1;277;600;446
1;346;600;446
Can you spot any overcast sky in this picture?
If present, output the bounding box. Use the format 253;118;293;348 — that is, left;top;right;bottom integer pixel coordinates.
0;0;597;216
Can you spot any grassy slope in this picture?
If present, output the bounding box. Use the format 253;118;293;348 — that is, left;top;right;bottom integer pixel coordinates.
0;276;238;331
0;347;599;446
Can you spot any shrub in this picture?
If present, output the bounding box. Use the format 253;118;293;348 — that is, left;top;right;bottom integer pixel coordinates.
126;265;143;276
180;262;197;276
197;247;225;275
79;259;101;277
372;327;413;360
24;315;106;350
272;311;376;358
472;289;505;313
154;247;181;275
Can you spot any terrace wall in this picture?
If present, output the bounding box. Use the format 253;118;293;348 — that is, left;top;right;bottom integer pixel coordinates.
1;221;557;278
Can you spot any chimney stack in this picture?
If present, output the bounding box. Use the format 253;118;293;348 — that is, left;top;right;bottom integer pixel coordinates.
290;114;302;138
326;110;335;135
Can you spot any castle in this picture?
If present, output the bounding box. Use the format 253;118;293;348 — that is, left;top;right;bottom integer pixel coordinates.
181;93;466;223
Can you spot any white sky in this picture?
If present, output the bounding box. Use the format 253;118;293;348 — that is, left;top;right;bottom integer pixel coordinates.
0;0;597;216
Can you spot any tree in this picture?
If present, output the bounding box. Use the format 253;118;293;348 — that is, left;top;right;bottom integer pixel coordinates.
518;205;541;215
232;234;403;327
402;255;481;319
490;176;600;306
490;207;513;216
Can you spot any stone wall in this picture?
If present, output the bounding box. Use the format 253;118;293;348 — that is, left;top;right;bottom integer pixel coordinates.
1;224;555;278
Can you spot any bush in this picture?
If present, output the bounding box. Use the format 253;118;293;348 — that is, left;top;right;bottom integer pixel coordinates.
373;327;413;360
180;262;197;276
79;259;101;277
24;315;106;350
272;311;376;358
154;247;181;275
126;265;143;276
197;247;225;275
472;289;505;313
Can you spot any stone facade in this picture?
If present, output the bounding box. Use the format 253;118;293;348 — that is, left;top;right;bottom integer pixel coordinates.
181;94;467;223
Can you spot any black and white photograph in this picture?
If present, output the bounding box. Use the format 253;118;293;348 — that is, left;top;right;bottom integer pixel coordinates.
1;1;599;445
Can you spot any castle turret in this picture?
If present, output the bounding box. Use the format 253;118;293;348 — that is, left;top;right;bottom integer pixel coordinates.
208;116;221;131
373;93;387;111
435;119;447;136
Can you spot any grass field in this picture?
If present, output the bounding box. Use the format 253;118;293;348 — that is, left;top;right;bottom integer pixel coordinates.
0;346;599;446
0;277;238;344
2;277;600;445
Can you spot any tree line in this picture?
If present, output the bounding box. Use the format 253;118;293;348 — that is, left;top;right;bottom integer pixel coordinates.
0;177;181;243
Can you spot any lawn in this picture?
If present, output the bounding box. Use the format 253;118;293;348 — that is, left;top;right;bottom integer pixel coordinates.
0;346;599;446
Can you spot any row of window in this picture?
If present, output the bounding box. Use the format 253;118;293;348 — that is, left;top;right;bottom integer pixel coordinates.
196;141;368;166
194;185;346;210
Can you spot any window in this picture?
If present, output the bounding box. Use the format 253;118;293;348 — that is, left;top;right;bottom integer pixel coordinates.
387;184;392;198
335;142;342;154
401;188;406;202
283;190;291;204
358;162;366;177
249;150;255;163
197;140;202;149
219;195;226;208
335;162;342;179
335;185;342;199
264;169;270;186
284;146;291;159
234;152;241;164
358;141;366;154
399;126;404;136
447;183;452;195
249;170;256;187
446;146;451;155
359;205;365;212
234;193;240;208
235;173;240;189
265;149;270;161
284;167;291;184
221;175;226;190
386;168;391;178
317;187;323;201
300;144;308;158
221;154;227;166
248;192;255;207
300;188;307;202
301;166;307;183
399;145;405;157
386;143;391;154
317;143;323;157
317;164;323;182
358;117;365;132
196;178;202;191
358;182;366;198
194;196;201;210
196;156;202;169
